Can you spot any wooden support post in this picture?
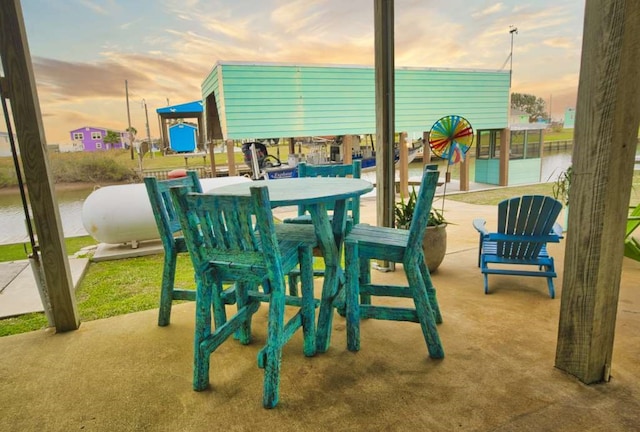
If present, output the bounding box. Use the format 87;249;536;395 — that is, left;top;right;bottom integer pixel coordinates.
208;140;217;178
225;139;236;176
555;0;640;384
459;155;469;191
289;137;296;157
499;128;510;186
0;0;79;332
399;132;409;197
342;135;353;165
422;131;431;166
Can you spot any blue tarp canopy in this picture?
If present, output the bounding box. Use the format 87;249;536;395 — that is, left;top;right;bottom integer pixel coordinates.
156;100;203;115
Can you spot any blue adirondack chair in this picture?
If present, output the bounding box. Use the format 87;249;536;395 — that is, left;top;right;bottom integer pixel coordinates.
343;166;444;359
624;203;640;262
473;195;563;298
283;160;362;295
170;185;317;409
144;172;236;327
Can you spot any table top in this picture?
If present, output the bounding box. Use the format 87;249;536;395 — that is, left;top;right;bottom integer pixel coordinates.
207;177;373;206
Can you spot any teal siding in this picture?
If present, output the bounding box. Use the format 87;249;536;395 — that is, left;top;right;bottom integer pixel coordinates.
202;62;510;140
507;159;541;185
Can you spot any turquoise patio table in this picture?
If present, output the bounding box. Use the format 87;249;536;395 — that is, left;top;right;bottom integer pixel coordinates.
208;177;374;352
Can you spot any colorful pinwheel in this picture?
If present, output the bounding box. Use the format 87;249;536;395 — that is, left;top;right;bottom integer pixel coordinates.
428;115;474;165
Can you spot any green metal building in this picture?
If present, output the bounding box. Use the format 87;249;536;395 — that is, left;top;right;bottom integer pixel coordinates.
201;61;543;185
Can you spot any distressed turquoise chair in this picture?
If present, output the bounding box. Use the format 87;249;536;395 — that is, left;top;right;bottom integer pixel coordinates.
344;166;444;359
284;160;362;227
170;185;317;409
283;160;362;295
144;172;234;327
473;195;563;298
624;203;640;262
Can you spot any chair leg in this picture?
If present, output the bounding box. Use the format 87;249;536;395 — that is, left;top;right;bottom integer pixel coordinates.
483;273;490;294
158;248;178;327
345;240;360;352
235;282;253;345
359;257;371;305
547;260;556;299
418;256;442;324
405;259;444;359
262;278;286;409
193;273;214;391
299;247;317;357
547;277;555;299
287;272;299;296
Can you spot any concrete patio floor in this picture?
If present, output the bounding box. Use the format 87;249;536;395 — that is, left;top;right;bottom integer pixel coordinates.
1;198;639;431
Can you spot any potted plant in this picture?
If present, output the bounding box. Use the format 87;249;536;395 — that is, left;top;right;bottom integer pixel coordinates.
552;165;572;230
394;187;448;272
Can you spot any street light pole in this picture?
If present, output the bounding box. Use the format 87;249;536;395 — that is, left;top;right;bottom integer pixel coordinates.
509;25;518;87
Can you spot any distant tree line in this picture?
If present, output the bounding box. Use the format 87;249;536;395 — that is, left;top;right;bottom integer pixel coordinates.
511;93;548;122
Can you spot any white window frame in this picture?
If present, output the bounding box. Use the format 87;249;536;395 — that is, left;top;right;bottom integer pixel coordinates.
73;132;84;140
91;131;102;140
95;142;103;149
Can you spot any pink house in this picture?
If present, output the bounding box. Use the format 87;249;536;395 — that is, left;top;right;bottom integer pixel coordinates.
70;126;127;152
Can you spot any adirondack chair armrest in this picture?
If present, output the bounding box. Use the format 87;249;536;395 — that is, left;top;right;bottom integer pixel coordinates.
551;222;564;239
485;233;562;243
472;218;489;235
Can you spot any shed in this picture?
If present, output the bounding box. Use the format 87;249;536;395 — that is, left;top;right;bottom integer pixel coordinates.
156;101;203;151
168;123;197;152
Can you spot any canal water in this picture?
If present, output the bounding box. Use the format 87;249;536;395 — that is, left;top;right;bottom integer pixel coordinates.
0;151;579;245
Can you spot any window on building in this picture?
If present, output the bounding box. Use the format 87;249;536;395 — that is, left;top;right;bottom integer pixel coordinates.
95;142;103;149
509;129;542;160
73;132;84;140
91;132;102;140
476;130;501;160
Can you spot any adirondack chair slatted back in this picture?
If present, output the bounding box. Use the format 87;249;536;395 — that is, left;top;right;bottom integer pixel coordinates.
144;171;202;251
496;195;562;260
473;194;564;298
296;160;362;222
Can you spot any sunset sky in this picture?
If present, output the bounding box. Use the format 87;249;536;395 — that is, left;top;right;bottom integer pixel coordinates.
12;0;585;144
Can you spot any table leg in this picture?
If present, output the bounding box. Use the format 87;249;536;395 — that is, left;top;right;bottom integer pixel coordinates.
310;200;348;353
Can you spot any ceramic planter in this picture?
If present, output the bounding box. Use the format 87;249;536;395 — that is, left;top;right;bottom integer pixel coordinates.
423;223;447;272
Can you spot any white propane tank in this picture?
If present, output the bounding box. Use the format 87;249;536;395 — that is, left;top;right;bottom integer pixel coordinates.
81;176;252;245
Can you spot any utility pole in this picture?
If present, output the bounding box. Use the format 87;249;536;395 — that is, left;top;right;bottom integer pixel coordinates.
143;99;153;159
509;25;518;88
125;80;134;160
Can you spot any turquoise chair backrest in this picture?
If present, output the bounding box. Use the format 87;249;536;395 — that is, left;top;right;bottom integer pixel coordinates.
144;171;202;250
406;165;440;257
296;160;362;222
170;185;281;281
